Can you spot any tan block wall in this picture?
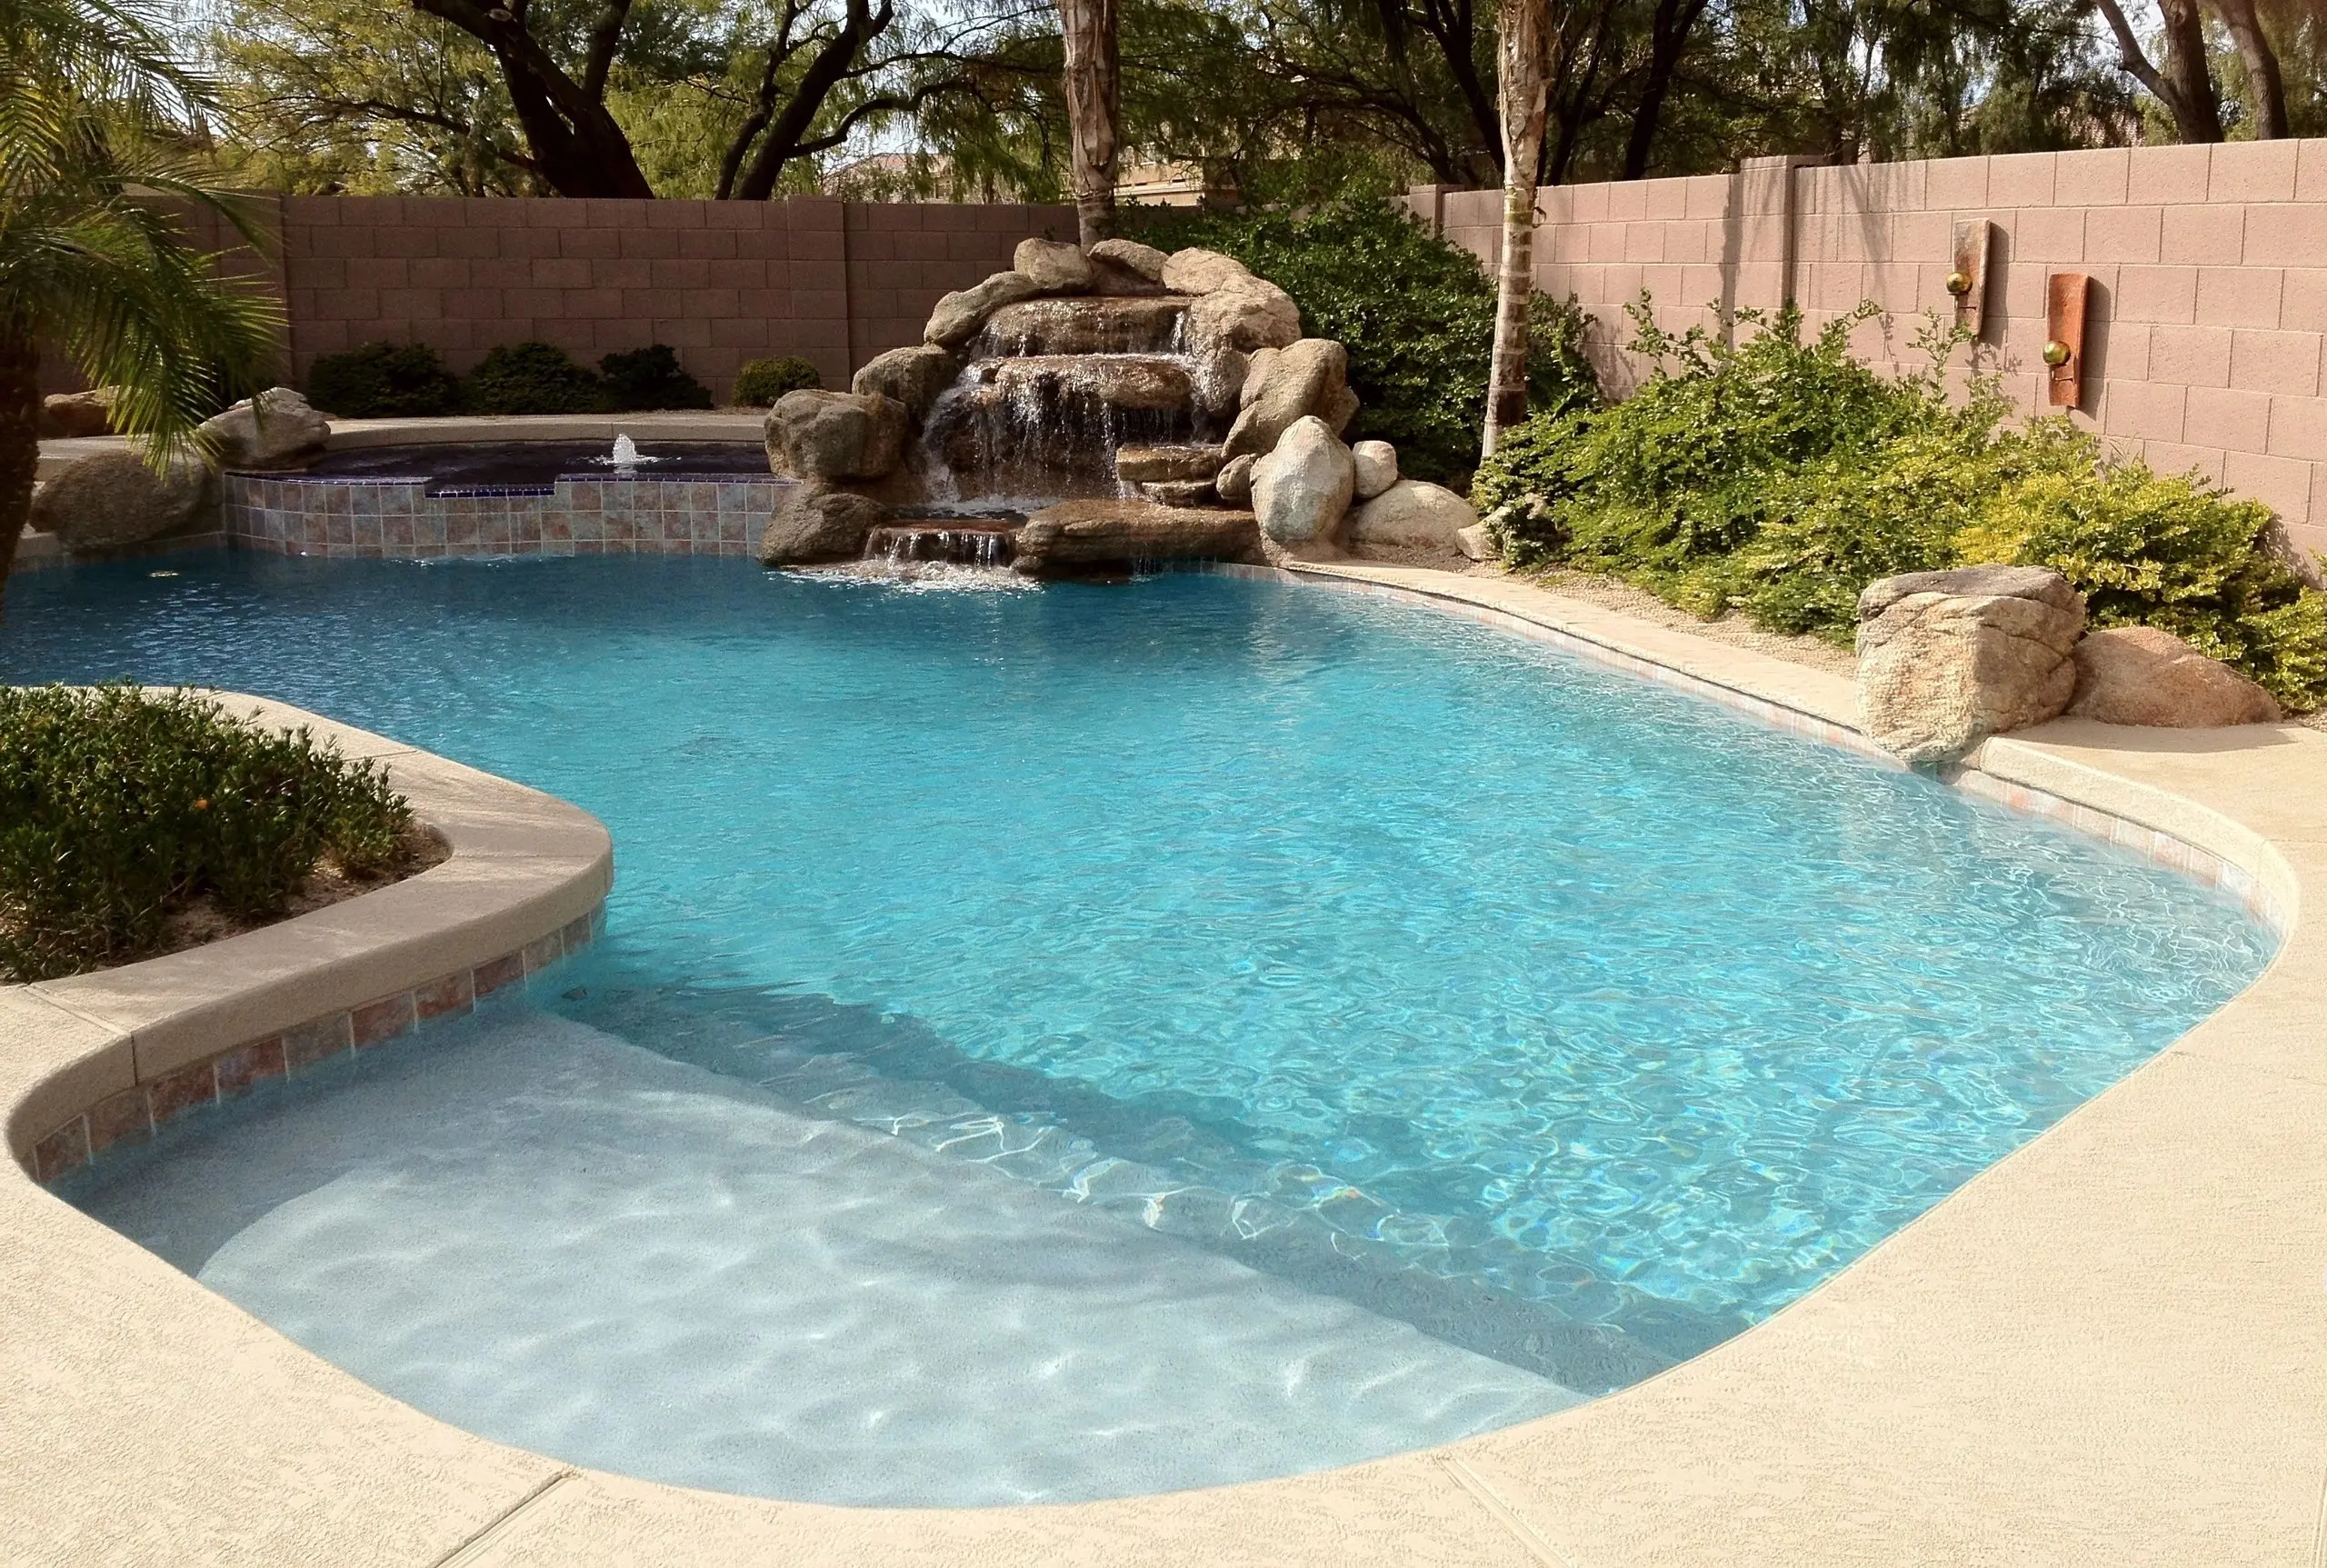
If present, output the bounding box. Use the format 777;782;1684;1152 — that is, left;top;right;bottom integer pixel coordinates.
1420;139;2327;561
46;195;1074;404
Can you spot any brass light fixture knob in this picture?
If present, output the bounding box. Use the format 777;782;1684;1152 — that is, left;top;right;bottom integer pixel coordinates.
1945;270;1972;296
2042;338;2072;367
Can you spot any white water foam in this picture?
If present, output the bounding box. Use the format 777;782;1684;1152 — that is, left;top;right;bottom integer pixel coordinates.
82;1010;1575;1505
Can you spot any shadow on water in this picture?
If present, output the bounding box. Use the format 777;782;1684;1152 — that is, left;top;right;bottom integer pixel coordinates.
546;952;1747;1394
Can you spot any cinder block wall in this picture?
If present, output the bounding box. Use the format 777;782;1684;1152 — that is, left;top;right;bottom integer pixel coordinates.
1419;139;2327;561
46;195;1075;404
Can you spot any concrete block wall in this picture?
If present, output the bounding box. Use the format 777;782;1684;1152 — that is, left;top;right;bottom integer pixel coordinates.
46;195;1075;404
1420;139;2327;561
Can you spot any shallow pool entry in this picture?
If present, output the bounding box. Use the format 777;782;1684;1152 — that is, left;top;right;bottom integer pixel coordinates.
6;554;2275;1504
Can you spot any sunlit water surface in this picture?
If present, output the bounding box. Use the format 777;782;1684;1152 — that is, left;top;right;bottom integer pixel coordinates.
7;554;2273;1503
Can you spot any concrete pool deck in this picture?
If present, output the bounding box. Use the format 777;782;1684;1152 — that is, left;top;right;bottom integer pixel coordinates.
3;565;2323;1564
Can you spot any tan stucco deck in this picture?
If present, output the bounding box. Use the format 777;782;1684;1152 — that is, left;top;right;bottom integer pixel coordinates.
4;566;2322;1566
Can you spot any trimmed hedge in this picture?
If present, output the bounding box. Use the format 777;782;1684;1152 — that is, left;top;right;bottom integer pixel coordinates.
305;341;460;419
731;355;822;406
307;340;718;417
0;686;414;982
1475;298;2327;710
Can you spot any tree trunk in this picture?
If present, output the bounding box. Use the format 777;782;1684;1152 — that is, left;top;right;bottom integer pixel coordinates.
1060;0;1120;245
1622;0;1710;181
2213;0;2291;137
0;326;39;614
2091;0;2223;143
2160;0;2228;141
1482;0;1548;457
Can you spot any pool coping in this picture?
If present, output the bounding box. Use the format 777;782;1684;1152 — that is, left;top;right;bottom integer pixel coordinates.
4;570;2325;1565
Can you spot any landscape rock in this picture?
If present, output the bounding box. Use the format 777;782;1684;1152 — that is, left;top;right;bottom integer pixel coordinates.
756;484;891;565
1160;248;1253;295
1346;479;1476;554
1215;452;1256;504
197;387;331;470
1351;441;1398;499
1224;339;1350;460
1013;237;1093;294
1114;444;1223;484
1087;238;1169;294
1250;416;1353;547
30;449;216;551
1856;564;2087;765
1186;277;1301;358
2067;625;2282;726
38;388;116;439
851;345;959;421
1320;385;1361;436
1013;497;1261;576
1454;523;1494;562
924;270;1042;348
764;390;909;481
1139;479;1217;506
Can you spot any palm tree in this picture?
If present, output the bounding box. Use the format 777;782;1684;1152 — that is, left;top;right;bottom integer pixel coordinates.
0;0;282;604
1482;0;1548;456
1058;0;1119;246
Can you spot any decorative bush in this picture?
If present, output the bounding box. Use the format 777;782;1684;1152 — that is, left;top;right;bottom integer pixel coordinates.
305;341;460;419
1476;297;2327;709
0;686;414;982
1133;199;1599;487
599;345;714;412
461;340;611;415
731;355;823;406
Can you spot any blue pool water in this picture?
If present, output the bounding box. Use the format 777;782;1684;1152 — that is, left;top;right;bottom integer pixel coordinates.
8;553;2275;1503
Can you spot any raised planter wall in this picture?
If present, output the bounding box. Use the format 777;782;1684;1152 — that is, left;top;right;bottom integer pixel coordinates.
1413;138;2327;561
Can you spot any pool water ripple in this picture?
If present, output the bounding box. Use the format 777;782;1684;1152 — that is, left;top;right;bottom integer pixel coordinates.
7;554;2275;1501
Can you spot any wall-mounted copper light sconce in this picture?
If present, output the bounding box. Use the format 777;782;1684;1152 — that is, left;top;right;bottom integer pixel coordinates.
1949;218;1994;337
2045;272;2091;409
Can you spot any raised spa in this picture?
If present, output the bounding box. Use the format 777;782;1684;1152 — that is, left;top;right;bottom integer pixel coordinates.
5;554;2273;1507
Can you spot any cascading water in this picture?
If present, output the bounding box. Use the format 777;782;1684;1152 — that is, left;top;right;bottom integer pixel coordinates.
914;295;1229;508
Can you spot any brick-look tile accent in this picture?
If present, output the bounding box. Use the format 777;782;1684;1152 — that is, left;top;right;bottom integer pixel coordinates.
28;901;604;1184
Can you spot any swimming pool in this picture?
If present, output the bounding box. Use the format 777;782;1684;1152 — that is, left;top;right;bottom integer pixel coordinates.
5;554;2275;1504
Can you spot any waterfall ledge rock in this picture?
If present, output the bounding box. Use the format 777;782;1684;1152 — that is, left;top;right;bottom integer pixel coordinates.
851;346;960;422
1012;498;1262;576
1014;238;1094;294
924;271;1042;349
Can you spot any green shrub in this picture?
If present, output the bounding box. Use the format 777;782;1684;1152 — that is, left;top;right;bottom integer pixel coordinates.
599;345;714;411
1476;295;2327;709
306;341;460;419
0;686;414;982
461;340;611;415
1132;199;1598;487
731;355;822;406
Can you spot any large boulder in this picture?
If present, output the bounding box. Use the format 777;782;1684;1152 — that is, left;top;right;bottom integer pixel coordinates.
30;450;216;551
198;387;330;470
764;389;909;481
924;270;1042;349
1215;452;1256;505
1159;248;1251;295
1224;339;1350;460
1250;416;1353;548
1013;497;1261;577
1351;440;1398;500
756;484;891;566
1856;565;2087;765
1087;238;1169;294
1345;480;1476;554
2067;625;2282;726
851;345;959;421
1187;277;1301;358
38;389;116;439
1013;237;1093;293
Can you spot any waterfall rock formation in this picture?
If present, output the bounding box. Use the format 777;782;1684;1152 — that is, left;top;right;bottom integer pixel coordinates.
756;239;1482;574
